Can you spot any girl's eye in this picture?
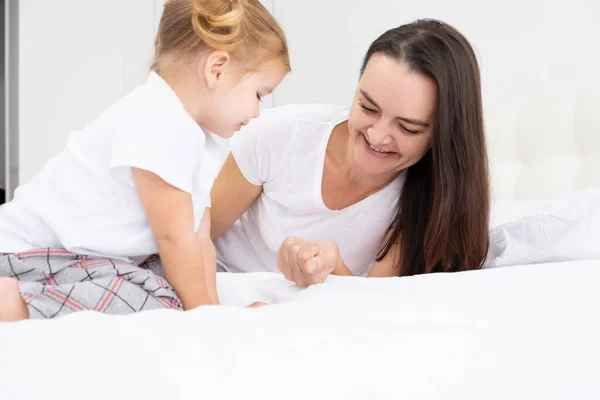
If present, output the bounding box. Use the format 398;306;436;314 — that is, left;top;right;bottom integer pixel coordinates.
256;93;262;102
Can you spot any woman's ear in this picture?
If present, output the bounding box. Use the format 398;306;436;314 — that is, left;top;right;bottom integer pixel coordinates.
202;50;231;89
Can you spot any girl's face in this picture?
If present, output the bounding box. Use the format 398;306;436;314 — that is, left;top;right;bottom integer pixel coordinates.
202;57;288;138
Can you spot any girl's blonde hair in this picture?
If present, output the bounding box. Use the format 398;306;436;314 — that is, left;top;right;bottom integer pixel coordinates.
151;0;290;72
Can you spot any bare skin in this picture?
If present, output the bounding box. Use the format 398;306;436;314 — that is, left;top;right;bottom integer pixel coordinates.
247;301;268;308
0;278;29;322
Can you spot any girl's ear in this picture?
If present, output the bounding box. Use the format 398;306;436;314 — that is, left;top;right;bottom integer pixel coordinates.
202;50;231;89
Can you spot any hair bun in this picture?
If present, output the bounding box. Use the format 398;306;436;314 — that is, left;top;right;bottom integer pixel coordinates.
192;0;246;51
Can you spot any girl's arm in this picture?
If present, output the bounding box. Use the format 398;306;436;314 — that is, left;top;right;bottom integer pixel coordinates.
133;168;215;310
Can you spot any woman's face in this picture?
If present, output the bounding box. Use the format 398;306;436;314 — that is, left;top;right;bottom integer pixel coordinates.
347;54;437;178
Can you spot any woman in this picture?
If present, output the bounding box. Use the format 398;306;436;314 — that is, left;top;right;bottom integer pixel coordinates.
210;19;490;287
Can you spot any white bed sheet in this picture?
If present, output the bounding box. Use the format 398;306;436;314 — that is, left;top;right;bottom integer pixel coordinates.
1;259;599;400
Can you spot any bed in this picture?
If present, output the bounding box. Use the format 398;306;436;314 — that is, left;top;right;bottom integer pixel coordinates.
0;259;598;399
0;191;598;399
1;1;600;399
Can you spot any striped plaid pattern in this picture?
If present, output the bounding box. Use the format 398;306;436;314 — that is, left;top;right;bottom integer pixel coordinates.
0;249;182;319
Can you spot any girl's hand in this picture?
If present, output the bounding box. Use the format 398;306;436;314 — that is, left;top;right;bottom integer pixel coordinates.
246;301;268;308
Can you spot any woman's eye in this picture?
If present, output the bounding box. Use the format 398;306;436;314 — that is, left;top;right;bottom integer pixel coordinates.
359;103;377;114
400;125;420;135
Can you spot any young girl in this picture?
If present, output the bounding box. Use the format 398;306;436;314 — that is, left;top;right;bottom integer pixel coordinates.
0;0;290;321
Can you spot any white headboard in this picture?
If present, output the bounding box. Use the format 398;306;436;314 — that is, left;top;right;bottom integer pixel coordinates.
266;0;600;200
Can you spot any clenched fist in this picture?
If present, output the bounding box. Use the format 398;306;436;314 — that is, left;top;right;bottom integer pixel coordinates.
277;237;340;288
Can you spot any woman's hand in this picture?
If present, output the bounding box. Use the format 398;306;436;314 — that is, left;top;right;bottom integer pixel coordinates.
277;237;341;288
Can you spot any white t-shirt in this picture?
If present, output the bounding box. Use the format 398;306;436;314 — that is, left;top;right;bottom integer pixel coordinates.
214;104;405;276
0;72;222;261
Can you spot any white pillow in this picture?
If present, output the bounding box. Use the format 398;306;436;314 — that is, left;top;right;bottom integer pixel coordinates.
487;187;600;267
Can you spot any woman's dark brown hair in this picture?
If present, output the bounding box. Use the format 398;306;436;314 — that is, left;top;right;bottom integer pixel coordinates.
365;19;490;275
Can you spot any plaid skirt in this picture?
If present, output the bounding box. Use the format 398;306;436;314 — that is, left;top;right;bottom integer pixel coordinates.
0;249;182;319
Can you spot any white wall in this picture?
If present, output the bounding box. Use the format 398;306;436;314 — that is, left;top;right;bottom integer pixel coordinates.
16;0;273;186
269;0;600;199
14;0;600;200
18;0;163;185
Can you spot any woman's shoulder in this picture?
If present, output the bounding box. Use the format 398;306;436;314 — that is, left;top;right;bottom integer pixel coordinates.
258;103;348;126
249;104;348;148
229;104;349;184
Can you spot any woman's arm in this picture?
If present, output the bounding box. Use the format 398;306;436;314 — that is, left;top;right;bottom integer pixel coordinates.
133;168;214;310
367;241;402;277
210;154;263;241
196;208;219;304
326;238;401;278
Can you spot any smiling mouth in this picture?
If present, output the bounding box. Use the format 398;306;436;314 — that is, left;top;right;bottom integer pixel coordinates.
368;143;391;154
362;132;394;155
